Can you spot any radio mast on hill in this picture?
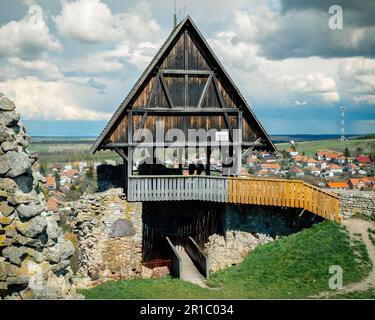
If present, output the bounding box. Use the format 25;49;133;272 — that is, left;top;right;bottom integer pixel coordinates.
340;106;345;141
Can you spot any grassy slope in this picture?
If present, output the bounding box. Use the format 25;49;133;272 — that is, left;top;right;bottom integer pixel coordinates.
328;289;375;299
80;221;372;299
276;138;375;157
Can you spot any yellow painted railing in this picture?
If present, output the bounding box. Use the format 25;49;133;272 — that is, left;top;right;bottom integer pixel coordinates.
228;177;341;222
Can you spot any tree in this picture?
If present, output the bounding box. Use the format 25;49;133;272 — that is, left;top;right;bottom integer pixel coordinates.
85;164;94;179
53;171;60;190
343;147;350;157
40;162;47;175
356;147;363;154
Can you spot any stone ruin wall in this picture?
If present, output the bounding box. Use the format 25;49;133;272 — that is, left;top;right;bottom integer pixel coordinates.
204;204;321;272
0;93;78;299
332;189;375;220
70;189;144;286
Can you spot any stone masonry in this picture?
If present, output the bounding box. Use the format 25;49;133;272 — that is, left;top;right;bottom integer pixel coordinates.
0;92;78;299
71;189;143;286
332;189;375;220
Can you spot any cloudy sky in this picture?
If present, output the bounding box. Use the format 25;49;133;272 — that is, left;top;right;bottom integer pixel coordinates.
0;0;374;135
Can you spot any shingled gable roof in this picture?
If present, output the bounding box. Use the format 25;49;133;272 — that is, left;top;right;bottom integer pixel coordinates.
91;15;276;153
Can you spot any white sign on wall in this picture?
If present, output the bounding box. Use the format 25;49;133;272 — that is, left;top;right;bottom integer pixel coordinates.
215;131;229;142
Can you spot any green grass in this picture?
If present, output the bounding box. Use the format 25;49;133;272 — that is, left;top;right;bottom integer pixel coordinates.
79;221;372;299
276;138;375;157
328;289;375;299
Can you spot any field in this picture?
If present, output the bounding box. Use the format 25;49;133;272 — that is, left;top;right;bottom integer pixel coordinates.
29;137;375;165
79;221;372;299
276;138;375;157
29;140;121;165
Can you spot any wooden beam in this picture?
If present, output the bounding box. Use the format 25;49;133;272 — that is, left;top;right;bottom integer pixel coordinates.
206;146;211;176
223;112;233;141
102;141;265;148
133;111;148;142
159;69;213;76
127;110;133;179
184;30;188;108
242;138;266;152
130;108;239;115
184;30;188;70
197;74;212;108
159;74;175;108
212;75;226;108
114;147;128;161
146;75;158;108
184;74;188;108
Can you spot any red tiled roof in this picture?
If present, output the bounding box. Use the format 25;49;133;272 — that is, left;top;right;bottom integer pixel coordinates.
356;155;372;163
348;178;360;186
328;164;342;170
260;163;281;169
46;197;58;211
327;181;348;189
290;167;303;173
45;176;56;186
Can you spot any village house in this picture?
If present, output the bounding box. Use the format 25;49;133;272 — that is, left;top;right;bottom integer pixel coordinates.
302;157;318;167
304;166;320;176
59;185;71;195
63;164;72;171
247;155;259;167
316;151;341;162
60;176;72;186
345;163;359;175
46;197;59;212
240;168;251;177
356;155;372;166
61;169;78;179
78;161;88;172
260;163;281;173
347;178;366;190
327;181;348;189
45;175;56;190
51;163;61;173
317;161;328;169
358;169;367;175
327;163;343;175
255;169;270;177
263;155;277;163
289;166;304;178
288;148;298;157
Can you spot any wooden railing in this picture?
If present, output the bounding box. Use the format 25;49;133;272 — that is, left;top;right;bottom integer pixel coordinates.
127;175;341;222
228;177;341;222
128;175;228;202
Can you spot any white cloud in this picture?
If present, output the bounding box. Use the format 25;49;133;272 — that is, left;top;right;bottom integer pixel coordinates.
54;0;161;44
64;41;160;75
5;57;63;80
0;77;112;120
208;26;340;105
339;57;375;105
0;5;62;59
279;73;339;103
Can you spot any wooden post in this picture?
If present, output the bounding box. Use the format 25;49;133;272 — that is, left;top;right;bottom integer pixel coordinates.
127;110;133;193
206;146;211;176
123;149;128;196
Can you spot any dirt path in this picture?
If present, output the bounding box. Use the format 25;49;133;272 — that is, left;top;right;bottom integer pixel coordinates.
314;218;375;298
